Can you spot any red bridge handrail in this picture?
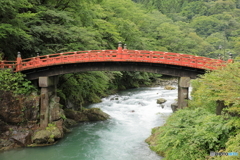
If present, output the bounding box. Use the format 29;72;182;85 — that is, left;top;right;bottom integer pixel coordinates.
0;49;229;72
0;61;16;69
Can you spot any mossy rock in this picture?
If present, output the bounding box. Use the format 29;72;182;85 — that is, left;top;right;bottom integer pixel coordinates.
32;126;62;144
64;109;89;122
145;126;165;157
164;85;176;90
64;118;78;128
83;108;110;121
157;98;167;104
64;108;110;122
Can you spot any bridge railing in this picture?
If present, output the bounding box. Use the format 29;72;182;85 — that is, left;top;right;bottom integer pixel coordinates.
20;50;125;70
1;49;229;72
0;61;16;69
123;50;227;70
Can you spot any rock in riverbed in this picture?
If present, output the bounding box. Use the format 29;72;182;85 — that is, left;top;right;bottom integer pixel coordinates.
157;98;167;104
64;108;110;122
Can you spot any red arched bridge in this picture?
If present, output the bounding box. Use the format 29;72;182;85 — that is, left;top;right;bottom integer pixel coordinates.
0;44;233;127
0;44;232;80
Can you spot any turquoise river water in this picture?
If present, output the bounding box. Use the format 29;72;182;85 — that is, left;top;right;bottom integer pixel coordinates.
0;86;177;160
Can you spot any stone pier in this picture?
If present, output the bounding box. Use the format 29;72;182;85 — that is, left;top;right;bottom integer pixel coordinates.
39;76;58;128
178;77;191;109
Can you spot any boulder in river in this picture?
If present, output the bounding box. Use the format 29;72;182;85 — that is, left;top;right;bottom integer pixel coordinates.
64;109;89;122
157;98;167;104
63;118;78;128
164;85;176;90
84;108;110;121
171;101;178;112
32;124;63;145
64;108;110;122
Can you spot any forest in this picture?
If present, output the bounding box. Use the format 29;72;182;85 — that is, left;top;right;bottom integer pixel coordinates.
1;0;240;60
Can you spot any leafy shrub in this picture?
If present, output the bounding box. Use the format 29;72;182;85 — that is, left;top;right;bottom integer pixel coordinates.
148;108;235;160
190;62;240;115
57;71;112;107
223;133;240;159
0;69;36;95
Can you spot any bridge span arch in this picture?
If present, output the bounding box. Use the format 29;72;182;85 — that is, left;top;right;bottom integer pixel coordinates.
0;42;228;80
22;61;206;80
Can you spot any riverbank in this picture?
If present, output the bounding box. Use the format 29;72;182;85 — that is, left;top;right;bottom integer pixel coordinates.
0;85;178;160
0;89;111;151
145;63;240;160
0;76;177;152
145;107;240;159
0;105;110;151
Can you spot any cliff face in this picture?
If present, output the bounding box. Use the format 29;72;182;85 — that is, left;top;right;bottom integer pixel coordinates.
0;89;68;150
0;91;40;150
0;92;39;124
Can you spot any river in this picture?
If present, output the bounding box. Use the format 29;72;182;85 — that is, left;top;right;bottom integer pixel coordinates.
0;86;177;160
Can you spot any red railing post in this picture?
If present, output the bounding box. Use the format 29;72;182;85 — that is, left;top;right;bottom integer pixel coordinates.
149;51;153;62
74;51;77;62
36;53;40;66
117;42;122;54
163;52;166;63
16;52;22;71
227;53;234;63
46;55;49;64
123;44;127;53
0;61;3;69
121;44;128;59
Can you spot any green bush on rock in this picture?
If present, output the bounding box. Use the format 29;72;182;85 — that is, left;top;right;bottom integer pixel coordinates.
0;69;36;95
146;108;235;160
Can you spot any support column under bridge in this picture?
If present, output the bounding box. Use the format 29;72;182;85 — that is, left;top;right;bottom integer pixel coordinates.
178;77;191;109
39;76;58;128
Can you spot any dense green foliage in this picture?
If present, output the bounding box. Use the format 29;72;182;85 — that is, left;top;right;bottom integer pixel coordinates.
149;108;235;160
189;62;240;159
57;71;110;106
134;0;240;59
1;0;240;59
0;69;36;95
117;71;161;89
190;62;240;115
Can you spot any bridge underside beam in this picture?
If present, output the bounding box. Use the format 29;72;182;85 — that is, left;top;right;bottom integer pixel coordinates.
22;62;205;80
